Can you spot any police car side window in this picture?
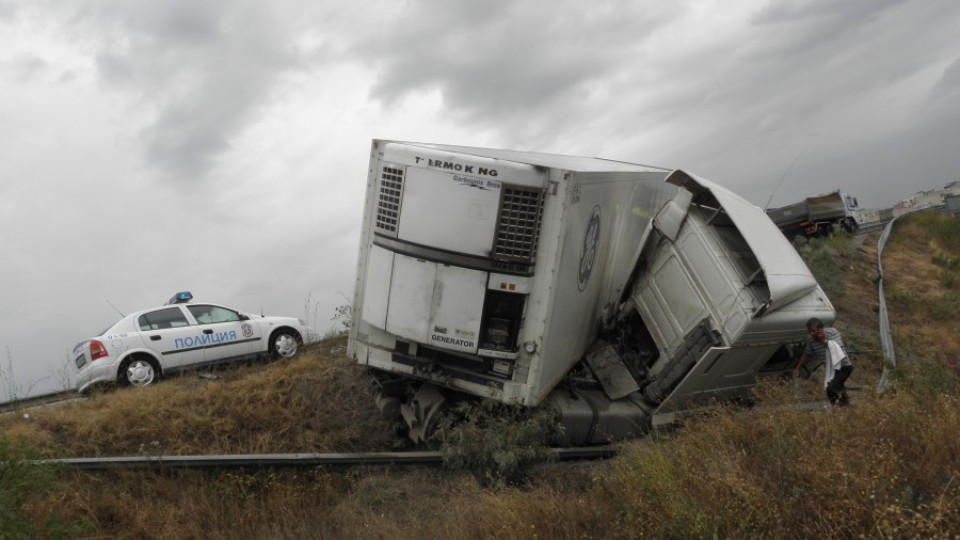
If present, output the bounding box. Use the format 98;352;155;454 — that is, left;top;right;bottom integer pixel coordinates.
187;305;240;324
138;308;190;331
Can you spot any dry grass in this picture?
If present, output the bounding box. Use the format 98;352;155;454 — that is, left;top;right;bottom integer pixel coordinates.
5;214;960;538
15;379;960;538
884;213;960;366
0;337;397;456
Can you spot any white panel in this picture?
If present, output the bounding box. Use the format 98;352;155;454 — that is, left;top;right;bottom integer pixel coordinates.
723;311;747;338
678;230;736;316
397;167;501;257
361;245;394;330
656;345;778;414
386;254;437;342
653;255;706;336
640;285;676;349
653;187;692;242
429;265;487;354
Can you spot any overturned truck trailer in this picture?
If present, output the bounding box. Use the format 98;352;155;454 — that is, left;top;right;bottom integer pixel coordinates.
348;141;834;444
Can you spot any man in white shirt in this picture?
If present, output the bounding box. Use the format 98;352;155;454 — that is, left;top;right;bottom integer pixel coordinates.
793;317;853;406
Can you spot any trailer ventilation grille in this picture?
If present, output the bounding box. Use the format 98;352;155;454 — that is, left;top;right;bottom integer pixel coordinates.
494;187;544;263
375;166;404;234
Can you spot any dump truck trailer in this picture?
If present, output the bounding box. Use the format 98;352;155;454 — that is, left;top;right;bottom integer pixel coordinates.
349;141;834;444
766;191;860;239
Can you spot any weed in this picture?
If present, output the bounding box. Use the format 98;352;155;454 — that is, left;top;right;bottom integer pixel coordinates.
0;436;87;539
434;400;562;487
888;285;920;307
793;235;856;298
892;360;959;403
0;342;396;457
939;269;958;290
913;212;960;249
932;252;960;270
926;291;960;320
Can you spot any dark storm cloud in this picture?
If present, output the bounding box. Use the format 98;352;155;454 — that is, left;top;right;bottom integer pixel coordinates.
358;1;685;143
353;0;960;205
65;1;307;179
585;0;960;207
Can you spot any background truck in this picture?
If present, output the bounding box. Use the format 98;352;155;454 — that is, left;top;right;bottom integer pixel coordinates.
349;141;834;444
766;191;860;239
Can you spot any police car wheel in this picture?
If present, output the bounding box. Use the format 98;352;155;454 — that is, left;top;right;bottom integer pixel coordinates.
121;357;159;387
271;331;300;359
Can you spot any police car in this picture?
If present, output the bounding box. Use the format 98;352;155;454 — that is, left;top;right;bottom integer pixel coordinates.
74;292;308;393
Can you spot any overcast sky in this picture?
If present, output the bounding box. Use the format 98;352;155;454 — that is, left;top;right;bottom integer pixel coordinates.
2;0;958;402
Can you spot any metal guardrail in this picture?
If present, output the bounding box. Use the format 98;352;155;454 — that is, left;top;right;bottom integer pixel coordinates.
0;390;81;414
875;217;898;394
27;446;618;471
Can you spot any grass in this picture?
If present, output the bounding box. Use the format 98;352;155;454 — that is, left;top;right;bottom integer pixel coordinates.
1;337;397;457
2;214;960;538
10;376;960;539
932;253;960;270
884;212;960;355
0;436;87;539
911;211;960;248
434;400;561;487
793;234;858;299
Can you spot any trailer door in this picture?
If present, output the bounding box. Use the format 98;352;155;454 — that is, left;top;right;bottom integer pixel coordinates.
384;252;486;354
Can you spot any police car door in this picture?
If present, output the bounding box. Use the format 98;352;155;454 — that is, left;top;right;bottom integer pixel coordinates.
185;304;260;363
137;306;205;370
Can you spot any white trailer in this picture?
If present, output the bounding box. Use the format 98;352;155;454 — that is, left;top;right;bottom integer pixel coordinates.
349;141;834;444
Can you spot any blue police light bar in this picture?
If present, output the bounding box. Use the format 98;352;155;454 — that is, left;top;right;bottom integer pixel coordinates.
166;291;193;305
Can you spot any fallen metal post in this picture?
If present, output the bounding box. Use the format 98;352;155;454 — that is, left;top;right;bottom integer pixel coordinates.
27;446;618;471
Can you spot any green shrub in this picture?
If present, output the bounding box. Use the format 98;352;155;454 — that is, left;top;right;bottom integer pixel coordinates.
932;253;960;270
892;360;960;404
940;269;958;290
433;400;561;487
926;291;960;320
0;437;84;540
913;213;960;249
793;235;854;298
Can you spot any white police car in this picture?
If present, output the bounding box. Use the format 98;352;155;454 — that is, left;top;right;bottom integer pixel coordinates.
74;292;309;393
